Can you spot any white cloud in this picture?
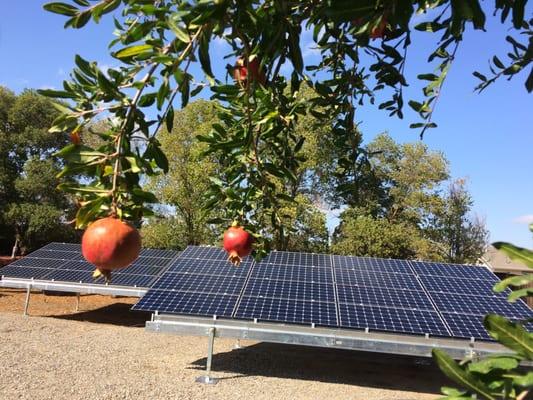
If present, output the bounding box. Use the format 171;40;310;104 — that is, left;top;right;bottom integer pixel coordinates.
513;215;533;224
39;84;56;90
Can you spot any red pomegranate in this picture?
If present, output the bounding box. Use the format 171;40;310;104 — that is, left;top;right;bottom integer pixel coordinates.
70;130;81;145
223;224;254;266
233;56;266;86
81;217;141;281
352;17;389;39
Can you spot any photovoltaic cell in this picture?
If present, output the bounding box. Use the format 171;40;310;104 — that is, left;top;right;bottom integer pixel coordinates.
235;296;338;327
0;242;176;289
164;258;252;277
243;278;335;303
410;261;496;280
139;248;178;258
132;290;237;317
251;263;333;284
25;249;80;260
179;246;241;262
334;269;422;290
332;255;412;274
262;251;332;268
440;313;491;340
40;242;81;252
0;266;55;280
430;292;531;319
151;272;245;295
419;275;507;296
338;303;450;336
5;257;69;269
337;285;435;311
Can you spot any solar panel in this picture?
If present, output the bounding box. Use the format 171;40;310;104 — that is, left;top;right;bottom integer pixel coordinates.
332;255;412;274
133;290;237;316
334;269;422;290
262;251;331;268
338;303;450;336
1;242;178;289
151;272;245;295
419;275;508;296
0;265;55;280
251;263;333;284
129;245;531;342
440;313;492;340
40;242;81;251
164;258;252;277
430;292;531;319
411;261;496;280
243;278;335;303
234;296;338;327
337;285;435;311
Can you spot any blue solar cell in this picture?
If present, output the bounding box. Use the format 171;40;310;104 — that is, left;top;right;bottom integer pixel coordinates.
262;251;332;268
107;273;156;288
116;264;167;276
40;242;81;252
337;285;435;311
411;261;496;280
332;255;411;274
179;246;243;262
1;265;55;280
339;303;450;337
25;249;80;260
419;275;507;296
44;269;96;283
430;292;531;318
5;257;69;269
243;278;335;303
334;269;422;290
164;258;252;277
251;263;333;284
139;248;178;258
235;296;338;326
133;290;237;317
56;260;94;271
151;272;245;295
440;313;491;340
134;256;175;267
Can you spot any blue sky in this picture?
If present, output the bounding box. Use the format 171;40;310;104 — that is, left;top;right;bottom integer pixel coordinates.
1;2;532;248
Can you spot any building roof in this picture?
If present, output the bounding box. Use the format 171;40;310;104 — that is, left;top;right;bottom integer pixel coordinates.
480;246;532;275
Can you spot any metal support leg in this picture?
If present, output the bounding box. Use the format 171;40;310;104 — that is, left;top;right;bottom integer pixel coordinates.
23;285;31;316
196;328;219;384
75;293;81;312
233;339;242;350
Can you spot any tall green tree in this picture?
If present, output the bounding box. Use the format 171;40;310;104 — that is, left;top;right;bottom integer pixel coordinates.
429;179;489;264
145;99;220;246
0;87;76;255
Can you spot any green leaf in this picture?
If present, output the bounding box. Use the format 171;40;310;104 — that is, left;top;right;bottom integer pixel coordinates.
37;89;75;99
43;2;78;16
494;274;533;293
114;44;153;59
484;314;533;360
132;188;158;203
493;242;533;268
432;349;497;400
165;106;174;132
525;67;533;93
508;287;533;302
198;31;213;78
125;156;141;173
74;54;95;77
468;356;519;374
167;17;190;43
504;371;533;387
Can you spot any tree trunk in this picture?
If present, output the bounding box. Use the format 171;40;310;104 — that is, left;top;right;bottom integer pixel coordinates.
11;236;20;259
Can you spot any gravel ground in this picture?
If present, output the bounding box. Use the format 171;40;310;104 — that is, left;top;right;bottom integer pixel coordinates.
0;289;446;400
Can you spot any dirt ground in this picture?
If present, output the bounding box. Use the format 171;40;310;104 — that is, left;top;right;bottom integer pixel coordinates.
0;288;448;400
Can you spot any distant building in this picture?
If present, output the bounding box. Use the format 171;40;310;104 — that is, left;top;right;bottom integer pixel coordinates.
480;246;532;307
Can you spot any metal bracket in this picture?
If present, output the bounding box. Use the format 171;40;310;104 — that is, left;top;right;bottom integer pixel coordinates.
75;293;81;312
195;327;219;385
23;285;32;316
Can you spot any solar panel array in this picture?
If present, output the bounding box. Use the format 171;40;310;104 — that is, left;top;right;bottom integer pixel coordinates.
0;243;178;288
133;246;532;341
